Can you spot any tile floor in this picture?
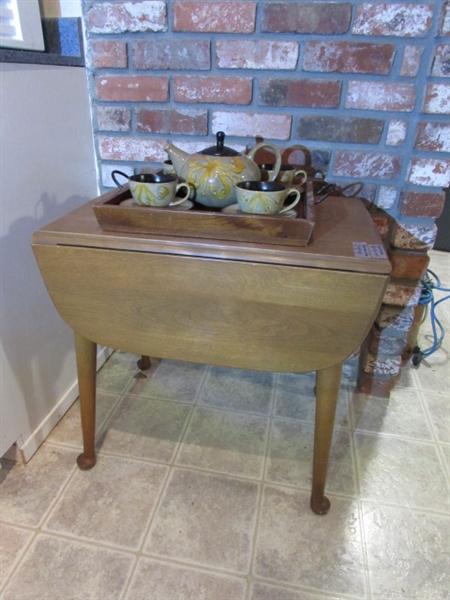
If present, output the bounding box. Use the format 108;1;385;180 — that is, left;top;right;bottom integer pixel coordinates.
1;250;449;600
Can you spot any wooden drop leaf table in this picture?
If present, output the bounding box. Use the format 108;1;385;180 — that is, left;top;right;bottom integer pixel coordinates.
32;192;390;515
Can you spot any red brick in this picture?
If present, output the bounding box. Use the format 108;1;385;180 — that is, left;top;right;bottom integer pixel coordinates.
98;136;168;162
402;306;427;363
303;41;394;74
173;2;256;33
368;327;408;356
216;41;298;70
351;182;377;204
392;222;437;251
346;82;415;111
342;360;359;383
400;45;424;77
89;41;127;69
353;3;433;37
361;349;402;377
408;157;450;188
415;122;450;153
86;1;167;33
399;191;446;219
423;83;450;114
371;214;391;239
388;249;430;280
386;120;407;146
101;164;134;189
333;151;401;180
383;280;422;307
132;40;210;70
376;305;415;332
377;186;398;210
440;2;450;35
96;107;131;132
95;76;168;102
259;79;341;108
296;115;383;144
357;370;397;397
211;111;292;140
281;148;331;176
173;76;252;104
348;346;362;361
431;43;450;76
136;108;207;135
262;3;351;34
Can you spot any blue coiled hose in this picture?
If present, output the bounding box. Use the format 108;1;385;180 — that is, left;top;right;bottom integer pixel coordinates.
412;269;450;366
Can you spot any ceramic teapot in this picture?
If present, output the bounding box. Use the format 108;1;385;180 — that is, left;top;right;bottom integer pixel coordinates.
165;131;282;208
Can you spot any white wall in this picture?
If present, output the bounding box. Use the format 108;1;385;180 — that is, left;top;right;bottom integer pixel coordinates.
0;62;100;460
40;1;82;18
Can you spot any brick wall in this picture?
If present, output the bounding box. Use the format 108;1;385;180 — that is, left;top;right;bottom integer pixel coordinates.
82;1;450;395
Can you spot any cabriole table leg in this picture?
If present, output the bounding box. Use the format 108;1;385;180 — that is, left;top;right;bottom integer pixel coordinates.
310;361;343;515
137;355;151;370
74;331;97;470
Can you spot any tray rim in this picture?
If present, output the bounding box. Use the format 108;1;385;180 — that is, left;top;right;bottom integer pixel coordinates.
92;182;315;246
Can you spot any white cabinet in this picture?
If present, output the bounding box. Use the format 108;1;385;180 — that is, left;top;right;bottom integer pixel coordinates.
0;63;99;460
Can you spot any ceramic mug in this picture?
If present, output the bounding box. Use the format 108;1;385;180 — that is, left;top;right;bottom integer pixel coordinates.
111;171;190;207
236;181;301;215
260;163;307;186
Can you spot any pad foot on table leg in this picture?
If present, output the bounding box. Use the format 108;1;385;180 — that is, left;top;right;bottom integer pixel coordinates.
77;453;96;470
310;492;331;515
137;355;151;370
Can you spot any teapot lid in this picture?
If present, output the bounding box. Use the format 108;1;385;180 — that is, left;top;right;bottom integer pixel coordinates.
200;131;240;156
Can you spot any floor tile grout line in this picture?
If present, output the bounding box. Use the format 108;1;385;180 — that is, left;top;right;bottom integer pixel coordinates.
34;455;80;532
118;462;257;598
8;527;141;557
249;570;369;600
0;527;39;597
352;428;443;446
436;443;450;481
245;380;279;600
166;363;212;466
175;413;271;482
358;496;450;518
415;387;450;482
351;427;436;444
351;434;450;516
135;549;251;580
120;368;215;600
121;361;211;408
118;462;174;600
1;452;99;598
356;497;374;600
95;385;133;439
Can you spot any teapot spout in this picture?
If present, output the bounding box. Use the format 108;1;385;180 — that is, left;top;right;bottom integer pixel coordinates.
165;143;189;175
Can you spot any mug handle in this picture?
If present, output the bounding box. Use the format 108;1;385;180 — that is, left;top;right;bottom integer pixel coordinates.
111;170;130;190
169;182;190;206
293;169;308;185
279;188;301;214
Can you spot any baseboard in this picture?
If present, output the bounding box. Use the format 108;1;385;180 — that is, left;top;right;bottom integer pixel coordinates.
10;346;113;464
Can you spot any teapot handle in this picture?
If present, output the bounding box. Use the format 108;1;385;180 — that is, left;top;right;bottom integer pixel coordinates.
111;170;130;190
247;142;282;182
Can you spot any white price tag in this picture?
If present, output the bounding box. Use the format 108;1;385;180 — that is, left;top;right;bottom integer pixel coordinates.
353;242;370;258
369;244;387;259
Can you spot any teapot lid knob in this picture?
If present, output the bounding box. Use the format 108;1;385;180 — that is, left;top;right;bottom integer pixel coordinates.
216;131;225;152
200;131;240;156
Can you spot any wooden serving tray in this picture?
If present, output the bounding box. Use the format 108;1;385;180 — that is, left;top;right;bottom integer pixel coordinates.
93;181;315;246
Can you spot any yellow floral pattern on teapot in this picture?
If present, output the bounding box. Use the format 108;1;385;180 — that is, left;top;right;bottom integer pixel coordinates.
185;155;248;201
